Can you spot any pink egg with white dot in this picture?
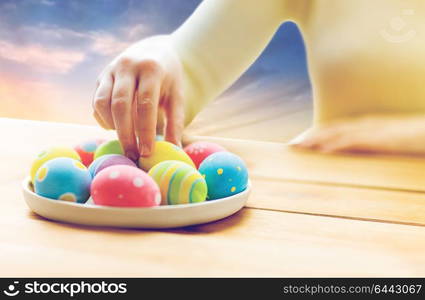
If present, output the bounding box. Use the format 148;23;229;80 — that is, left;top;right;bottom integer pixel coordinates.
91;165;161;207
184;141;226;169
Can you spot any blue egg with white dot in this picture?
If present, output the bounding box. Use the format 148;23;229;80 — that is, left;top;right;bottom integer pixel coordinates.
34;157;92;203
198;151;248;200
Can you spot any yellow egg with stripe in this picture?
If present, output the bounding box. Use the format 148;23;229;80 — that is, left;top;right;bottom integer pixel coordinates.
139;141;195;171
30;146;81;184
148;160;207;205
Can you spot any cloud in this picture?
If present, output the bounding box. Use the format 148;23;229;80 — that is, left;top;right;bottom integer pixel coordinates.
40;0;56;6
0;21;153;73
18;24;87;41
87;31;132;56
0;40;85;73
14;22;151;53
83;24;150;56
89;24;152;56
0;2;17;11
0;20;150;74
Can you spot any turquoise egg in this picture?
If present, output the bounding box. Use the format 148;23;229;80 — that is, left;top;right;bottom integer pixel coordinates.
34;157;92;203
198;152;248;200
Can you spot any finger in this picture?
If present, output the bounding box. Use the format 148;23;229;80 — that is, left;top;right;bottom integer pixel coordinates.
290;133;323;150
92;81;109;129
111;74;139;161
134;77;161;157
93;74;115;130
164;88;185;147
156;109;166;136
319;136;379;154
93;110;108;129
297;128;343;150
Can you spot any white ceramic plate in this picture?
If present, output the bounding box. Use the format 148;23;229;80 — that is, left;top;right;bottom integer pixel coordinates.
22;177;250;229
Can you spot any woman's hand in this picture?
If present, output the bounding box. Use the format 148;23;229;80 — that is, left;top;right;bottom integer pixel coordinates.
93;35;185;160
290;114;425;156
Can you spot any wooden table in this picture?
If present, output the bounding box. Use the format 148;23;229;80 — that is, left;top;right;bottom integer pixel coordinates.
1;117;425;277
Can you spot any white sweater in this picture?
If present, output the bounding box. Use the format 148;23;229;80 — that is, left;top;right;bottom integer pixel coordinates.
172;0;425;125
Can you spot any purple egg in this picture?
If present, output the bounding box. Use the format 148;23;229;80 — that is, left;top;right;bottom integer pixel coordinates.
91;154;137;176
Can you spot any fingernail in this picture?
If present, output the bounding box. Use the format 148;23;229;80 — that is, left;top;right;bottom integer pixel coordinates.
166;137;182;148
126;150;139;161
140;143;152;157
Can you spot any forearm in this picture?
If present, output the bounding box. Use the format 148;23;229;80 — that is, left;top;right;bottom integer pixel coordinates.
171;0;287;125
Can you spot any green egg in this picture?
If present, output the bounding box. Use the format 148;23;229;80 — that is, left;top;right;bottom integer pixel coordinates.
94;140;124;160
148;160;207;205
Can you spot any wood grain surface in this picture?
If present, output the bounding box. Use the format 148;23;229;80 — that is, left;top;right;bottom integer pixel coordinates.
2;118;425;277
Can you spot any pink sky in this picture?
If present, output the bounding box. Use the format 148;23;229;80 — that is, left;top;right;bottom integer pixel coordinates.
0;6;152;124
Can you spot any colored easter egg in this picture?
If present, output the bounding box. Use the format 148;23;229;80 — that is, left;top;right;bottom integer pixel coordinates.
94;139;124;160
199;152;248;200
74;139;105;167
155;134;164;141
30;146;81;184
184;141;226;169
138;141;195;171
91;165;160;207
88;155;109;176
88;154;137;177
149;160;207;205
34;157;92;203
